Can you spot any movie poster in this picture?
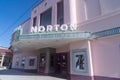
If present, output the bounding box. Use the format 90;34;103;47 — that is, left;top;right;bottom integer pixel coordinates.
72;49;88;73
29;57;36;66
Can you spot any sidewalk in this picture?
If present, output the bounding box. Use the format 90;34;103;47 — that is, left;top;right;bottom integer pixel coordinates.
0;69;67;80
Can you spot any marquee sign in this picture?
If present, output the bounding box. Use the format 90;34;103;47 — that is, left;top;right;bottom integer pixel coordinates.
31;24;78;33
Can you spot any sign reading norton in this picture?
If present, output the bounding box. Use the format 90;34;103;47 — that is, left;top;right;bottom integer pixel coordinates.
31;24;78;33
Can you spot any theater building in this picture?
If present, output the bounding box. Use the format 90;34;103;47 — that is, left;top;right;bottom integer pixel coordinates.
11;0;120;80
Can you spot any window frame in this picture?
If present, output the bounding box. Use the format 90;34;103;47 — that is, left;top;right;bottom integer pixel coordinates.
40;7;52;27
57;0;64;25
33;16;37;27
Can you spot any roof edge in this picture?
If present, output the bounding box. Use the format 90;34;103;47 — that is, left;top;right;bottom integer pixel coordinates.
32;0;45;10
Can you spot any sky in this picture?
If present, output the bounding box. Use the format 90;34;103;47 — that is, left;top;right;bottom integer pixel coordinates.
0;0;41;48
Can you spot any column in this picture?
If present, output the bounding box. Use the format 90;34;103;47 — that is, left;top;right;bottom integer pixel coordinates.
69;0;77;24
45;51;50;73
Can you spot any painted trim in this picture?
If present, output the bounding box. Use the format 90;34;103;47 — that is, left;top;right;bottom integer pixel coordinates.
88;40;94;80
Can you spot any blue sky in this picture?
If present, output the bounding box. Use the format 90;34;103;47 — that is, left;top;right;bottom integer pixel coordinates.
0;0;41;47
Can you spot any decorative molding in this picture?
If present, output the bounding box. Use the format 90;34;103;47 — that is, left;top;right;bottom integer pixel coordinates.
92;27;120;38
19;31;90;40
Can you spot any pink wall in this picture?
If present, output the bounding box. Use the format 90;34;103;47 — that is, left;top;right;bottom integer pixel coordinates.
76;0;101;23
100;0;120;14
76;0;120;34
70;40;88;50
79;12;120;33
21;19;31;34
91;35;120;78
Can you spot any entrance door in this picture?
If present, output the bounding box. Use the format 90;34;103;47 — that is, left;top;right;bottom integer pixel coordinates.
38;53;46;73
55;53;69;75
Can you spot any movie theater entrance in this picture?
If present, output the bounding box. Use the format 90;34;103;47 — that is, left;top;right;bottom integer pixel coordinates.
51;52;69;78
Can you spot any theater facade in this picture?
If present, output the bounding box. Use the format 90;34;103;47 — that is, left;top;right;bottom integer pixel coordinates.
11;0;120;80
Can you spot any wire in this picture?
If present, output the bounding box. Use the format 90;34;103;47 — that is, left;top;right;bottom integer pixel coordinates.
0;0;41;37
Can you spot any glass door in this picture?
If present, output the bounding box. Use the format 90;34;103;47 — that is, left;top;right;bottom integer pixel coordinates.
55;53;68;74
39;53;46;73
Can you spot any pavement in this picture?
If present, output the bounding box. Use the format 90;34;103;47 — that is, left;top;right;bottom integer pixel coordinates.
0;68;67;80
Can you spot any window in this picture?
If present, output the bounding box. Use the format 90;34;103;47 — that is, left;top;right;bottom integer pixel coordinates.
33;17;37;27
40;8;52;27
57;0;64;25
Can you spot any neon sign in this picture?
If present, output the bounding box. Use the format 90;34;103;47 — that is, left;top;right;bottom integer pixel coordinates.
31;24;77;33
